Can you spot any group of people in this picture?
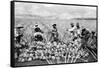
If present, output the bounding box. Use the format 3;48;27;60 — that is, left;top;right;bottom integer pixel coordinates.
14;22;97;63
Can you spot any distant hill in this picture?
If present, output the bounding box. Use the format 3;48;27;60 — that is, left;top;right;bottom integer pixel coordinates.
15;14;96;20
72;18;97;20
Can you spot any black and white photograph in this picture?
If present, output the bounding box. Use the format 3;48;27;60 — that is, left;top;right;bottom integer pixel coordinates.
11;1;98;67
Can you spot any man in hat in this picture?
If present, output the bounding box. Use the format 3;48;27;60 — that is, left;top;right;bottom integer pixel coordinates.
15;26;24;44
66;23;77;41
68;23;76;35
51;24;59;43
75;22;81;36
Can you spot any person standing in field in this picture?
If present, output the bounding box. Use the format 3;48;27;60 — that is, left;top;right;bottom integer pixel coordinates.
73;22;82;40
67;23;77;41
68;23;76;35
15;26;24;44
51;24;59;43
76;22;81;36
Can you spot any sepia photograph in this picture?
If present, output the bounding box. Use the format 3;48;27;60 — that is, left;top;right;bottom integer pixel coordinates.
11;1;98;67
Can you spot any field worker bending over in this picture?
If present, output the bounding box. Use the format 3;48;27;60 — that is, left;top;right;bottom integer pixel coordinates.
34;24;44;41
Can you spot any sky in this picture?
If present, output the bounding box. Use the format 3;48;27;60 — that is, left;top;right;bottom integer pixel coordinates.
15;2;97;19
